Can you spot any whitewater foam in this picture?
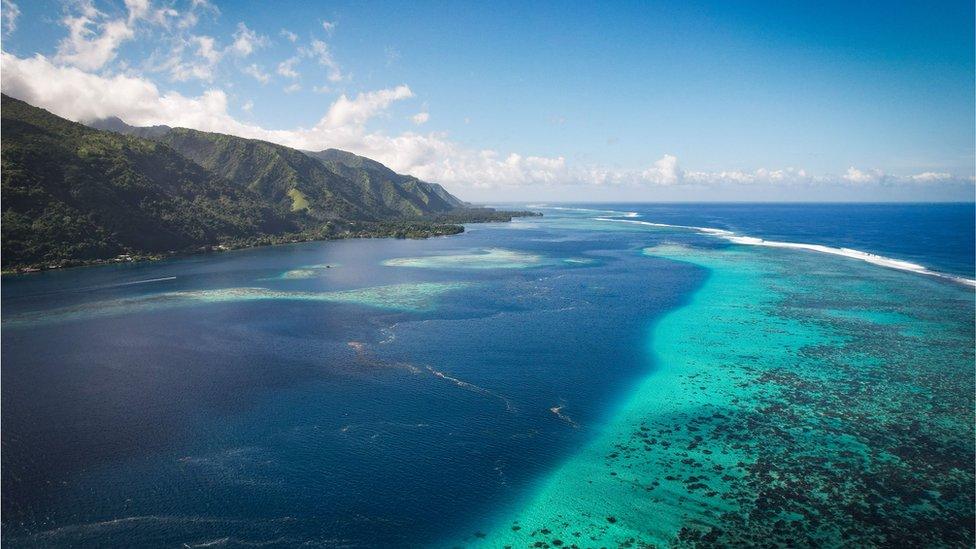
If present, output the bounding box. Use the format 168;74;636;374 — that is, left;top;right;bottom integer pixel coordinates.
595;217;976;287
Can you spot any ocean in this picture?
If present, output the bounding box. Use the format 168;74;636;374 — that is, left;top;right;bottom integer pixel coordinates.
2;203;973;547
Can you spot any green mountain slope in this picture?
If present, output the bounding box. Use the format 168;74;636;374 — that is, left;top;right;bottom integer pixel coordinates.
93;119;469;221
2;96;537;271
305;148;467;215
1;95;295;269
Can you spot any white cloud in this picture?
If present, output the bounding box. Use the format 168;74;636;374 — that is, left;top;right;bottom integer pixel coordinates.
229;22;267;57
277;56;299;79
280;29;298;42
685;166;810;185
177;0;218;30
321;20;336;33
2;51;242;131
411;111;429;125
55;1;135;70
641;154;680;185
910;171;952;182
242;63;270;83
301;39;342;82
2;51;970;193
193;34;221;64
157;34;222;82
124;0;150;24
3;0;20;33
322;85;413;127
283;82;301;94
843;166;886;184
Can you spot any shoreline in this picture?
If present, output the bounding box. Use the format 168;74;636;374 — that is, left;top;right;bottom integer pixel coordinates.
1;212;542;277
1;229;458;277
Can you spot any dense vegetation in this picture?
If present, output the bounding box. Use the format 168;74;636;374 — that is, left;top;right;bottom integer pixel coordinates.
1;95;538;272
1;95;295;270
95;118;467;221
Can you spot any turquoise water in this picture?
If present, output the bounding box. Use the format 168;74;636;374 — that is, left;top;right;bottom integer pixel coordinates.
470;238;974;547
2;205;973;547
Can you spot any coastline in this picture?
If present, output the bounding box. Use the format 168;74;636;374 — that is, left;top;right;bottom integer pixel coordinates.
0;226;462;276
1;212;542;276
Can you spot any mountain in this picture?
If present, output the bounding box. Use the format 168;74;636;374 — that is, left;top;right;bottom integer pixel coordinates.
2;95;535;271
1;94;295;270
305;148;467;213
91;120;467;220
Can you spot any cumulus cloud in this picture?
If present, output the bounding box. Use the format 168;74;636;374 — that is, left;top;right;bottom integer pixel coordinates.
177;0;218;29
321;20;336;33
301;39;342;82
411;111;429;125
229;22;267;57
0;51;568;187
193;34;221;64
685;166;810;185
277;56;299;79
641;154;680;185
323;85;413;127
1;49;970;192
280;28;298;42
910;171;952;182
242;62;270;83
3;0;20;33
124;0;150;23
843;167;886;184
53;0;187;71
55;1;135;70
283;82;301;94
159;34;222;81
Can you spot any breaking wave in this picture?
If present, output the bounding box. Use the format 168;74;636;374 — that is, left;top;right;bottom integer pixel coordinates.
595;217;976;287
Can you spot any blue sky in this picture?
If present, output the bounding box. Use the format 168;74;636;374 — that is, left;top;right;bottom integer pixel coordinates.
1;0;973;201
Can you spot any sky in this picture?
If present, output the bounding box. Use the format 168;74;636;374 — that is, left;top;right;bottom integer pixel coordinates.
1;0;973;202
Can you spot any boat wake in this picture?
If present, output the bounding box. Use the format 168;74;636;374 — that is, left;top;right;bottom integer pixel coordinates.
594;217;976;287
425;366;517;413
549;403;579;428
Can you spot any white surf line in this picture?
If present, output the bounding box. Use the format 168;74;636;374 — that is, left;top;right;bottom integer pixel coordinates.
595;217;976;288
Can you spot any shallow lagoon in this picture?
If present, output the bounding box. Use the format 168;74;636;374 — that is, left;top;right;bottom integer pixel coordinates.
472;240;974;547
2;205;973;547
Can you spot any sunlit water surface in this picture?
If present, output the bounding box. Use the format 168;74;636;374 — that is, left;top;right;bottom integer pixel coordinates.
2;204;973;547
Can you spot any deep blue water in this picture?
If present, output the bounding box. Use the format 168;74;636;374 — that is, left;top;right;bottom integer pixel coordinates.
565;202;975;278
1;203;973;547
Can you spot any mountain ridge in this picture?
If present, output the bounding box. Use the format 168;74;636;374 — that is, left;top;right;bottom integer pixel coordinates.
89;117;468;219
1;94;538;272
